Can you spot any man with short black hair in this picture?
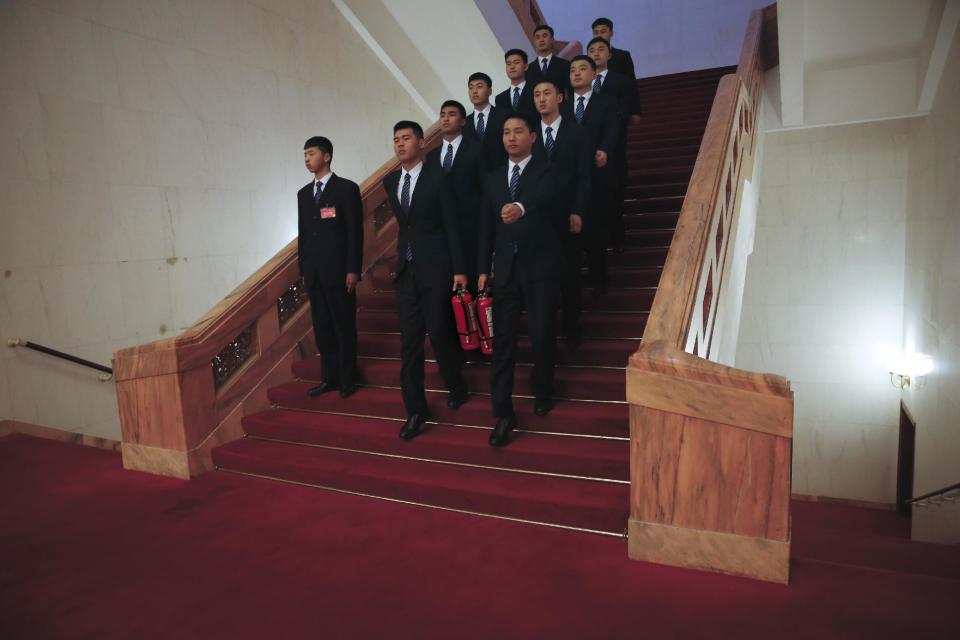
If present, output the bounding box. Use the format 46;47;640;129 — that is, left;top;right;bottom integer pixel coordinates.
464;71;508;169
531;79;591;350
565;54;621;297
298;136;363;399
495;49;536;119
385;121;470;441
526;24;571;96
427;100;485;289
587;36;635;251
477;113;566;447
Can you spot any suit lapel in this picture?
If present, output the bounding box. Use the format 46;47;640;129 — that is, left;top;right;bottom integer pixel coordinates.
408;163;428;218
386;171;405;223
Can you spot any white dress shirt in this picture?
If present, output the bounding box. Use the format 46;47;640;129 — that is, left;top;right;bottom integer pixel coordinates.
538;55;553;71
440;135;463;165
540;116;562;142
313;171;333;198
507;154;533;215
397;161;423;203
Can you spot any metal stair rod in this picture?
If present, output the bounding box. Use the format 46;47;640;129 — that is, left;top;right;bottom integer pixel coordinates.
7;338;113;381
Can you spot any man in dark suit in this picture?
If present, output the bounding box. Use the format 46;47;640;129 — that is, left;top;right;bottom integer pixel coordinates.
495;49;536;120
298;136;363;399
531;79;591;350
426;100;485;289
384;121;470;441
464;72;508;170
525;24;571;96
588;36;635;250
563;55;621;297
591;17;641;113
477;114;566;447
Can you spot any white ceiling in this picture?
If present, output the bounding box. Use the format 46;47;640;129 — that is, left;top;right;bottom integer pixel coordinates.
772;0;959;129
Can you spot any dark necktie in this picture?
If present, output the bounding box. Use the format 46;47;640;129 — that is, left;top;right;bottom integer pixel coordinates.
512;86;520;110
442;143;453;173
541;58;548;73
509;164;520;200
544;126;555;160
476;112;485;139
593;74;603;93
575;96;585;124
314;180;323;205
401;173;412;260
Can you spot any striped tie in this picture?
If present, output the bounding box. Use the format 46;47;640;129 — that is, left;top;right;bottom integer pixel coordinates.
544;126;555;160
314;180;323;205
575;96;585;124
442;143;453;173
593;75;603;93
401;173;412;261
476;112;485;139
512;86;520;110
509;164;521;200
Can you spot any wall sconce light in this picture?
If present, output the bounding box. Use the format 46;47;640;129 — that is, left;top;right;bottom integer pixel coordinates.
888;352;934;390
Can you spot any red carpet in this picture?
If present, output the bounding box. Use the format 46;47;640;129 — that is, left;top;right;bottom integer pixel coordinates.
209;67;740;534
2;434;959;639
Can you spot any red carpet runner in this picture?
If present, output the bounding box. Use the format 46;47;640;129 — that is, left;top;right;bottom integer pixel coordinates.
211;66;738;535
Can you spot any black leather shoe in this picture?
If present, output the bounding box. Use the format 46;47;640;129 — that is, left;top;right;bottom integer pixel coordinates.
565;330;582;351
489;416;516;447
307;382;338;397
399;414;428;441
534;398;554;416
339;385;358;399
592;282;608;298
447;387;469;410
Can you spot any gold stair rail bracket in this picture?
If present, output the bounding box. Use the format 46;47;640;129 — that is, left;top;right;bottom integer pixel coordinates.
112;123;443;480
625;5;792;584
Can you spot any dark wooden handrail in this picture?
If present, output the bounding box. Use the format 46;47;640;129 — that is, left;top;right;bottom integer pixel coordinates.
906;482;960;504
8;338;113;378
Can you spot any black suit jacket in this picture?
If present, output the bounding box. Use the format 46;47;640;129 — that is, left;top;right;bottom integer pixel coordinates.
426;135;485;260
562;91;621;156
597;69;638;122
298;174;363;287
526;55;571;96
608;48;641;115
464;106;508;171
532;118;591;219
478;157;565;284
495;82;537;120
384;162;465;288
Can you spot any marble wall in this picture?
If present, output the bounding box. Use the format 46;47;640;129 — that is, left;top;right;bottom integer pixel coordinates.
902;29;960;542
736;118;912;504
0;0;429;439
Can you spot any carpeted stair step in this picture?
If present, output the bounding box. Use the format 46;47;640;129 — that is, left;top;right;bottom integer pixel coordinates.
241;410;630;481
627;168;693;184
626;144;701;160
356;332;640;368
623;196;686;214
623;228;676;246
293;357;627;402
266;382;629;438
358;287;656;313
625;182;688;198
212;437;629;534
356;308;647;338
623;211;680;230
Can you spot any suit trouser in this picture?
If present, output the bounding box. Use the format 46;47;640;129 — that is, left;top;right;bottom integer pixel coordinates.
395;266;466;417
560;232;583;336
490;269;559;418
308;279;358;389
610;143;628;248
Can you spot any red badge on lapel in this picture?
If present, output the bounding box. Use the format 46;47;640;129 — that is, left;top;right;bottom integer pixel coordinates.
320;207;337;219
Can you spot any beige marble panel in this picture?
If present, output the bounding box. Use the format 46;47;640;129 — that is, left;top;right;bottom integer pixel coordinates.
122;441;191;479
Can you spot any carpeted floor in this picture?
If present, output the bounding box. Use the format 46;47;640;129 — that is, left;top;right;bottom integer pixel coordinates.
1;434;958;639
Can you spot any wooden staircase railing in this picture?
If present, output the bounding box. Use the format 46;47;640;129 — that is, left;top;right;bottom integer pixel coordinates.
625;5;792;583
113;125;443;479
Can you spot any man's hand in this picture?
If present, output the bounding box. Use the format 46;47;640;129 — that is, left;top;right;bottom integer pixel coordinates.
345;272;358;293
477;274;489;291
500;203;523;224
595;150;608;168
452;274;468;291
569;214;582;234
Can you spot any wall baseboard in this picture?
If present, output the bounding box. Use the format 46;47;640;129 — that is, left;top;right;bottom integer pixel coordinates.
0;419;120;452
792;493;896;511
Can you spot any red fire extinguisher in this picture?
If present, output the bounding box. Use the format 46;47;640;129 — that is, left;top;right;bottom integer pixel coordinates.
451;285;480;351
476;288;494;356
